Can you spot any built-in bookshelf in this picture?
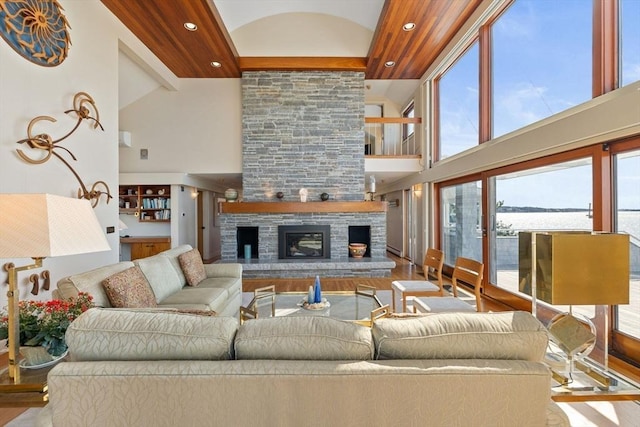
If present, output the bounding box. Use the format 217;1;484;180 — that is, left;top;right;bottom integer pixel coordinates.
118;185;171;222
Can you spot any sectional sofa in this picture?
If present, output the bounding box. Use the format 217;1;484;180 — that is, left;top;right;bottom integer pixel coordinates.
37;309;569;426
55;244;242;316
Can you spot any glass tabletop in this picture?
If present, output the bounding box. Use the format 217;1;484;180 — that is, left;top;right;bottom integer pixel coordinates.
548;356;640;402
240;285;389;326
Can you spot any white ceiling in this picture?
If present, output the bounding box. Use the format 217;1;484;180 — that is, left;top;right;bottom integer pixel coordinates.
213;0;385;33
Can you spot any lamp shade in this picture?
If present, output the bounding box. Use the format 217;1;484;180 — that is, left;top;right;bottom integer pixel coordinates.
0;194;110;258
519;231;630;305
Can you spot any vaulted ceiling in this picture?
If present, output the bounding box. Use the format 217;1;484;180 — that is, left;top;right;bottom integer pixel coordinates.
100;0;482;80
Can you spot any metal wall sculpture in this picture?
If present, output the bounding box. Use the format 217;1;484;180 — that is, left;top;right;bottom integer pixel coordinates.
0;0;71;66
15;92;112;207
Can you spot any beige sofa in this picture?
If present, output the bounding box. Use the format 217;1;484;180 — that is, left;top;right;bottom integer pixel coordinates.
55;245;242;317
37;309;568;427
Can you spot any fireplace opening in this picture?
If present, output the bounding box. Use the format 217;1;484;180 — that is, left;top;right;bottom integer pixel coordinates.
278;225;331;259
237;227;258;259
348;225;371;257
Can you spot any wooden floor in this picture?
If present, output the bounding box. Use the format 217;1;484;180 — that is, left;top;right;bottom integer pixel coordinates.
242;253;512;312
242;253;419;292
1;253;638;425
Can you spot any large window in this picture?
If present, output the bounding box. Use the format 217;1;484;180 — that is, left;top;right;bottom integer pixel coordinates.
438;42;479;159
492;0;592;138
440;180;482;267
614;149;640;340
620;0;640;87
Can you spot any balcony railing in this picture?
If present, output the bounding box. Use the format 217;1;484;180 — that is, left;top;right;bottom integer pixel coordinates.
365;117;422;157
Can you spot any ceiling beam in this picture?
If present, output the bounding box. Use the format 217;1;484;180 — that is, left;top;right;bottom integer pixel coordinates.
239;57;367;72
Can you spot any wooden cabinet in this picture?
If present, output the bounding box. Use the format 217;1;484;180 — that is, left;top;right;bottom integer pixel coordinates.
121;237;171;260
119;185;171;222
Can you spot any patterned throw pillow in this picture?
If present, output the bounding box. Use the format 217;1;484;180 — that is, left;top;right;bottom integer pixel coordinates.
178;248;206;287
102;266;157;308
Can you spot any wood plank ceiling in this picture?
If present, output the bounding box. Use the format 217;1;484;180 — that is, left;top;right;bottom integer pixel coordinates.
100;0;483;79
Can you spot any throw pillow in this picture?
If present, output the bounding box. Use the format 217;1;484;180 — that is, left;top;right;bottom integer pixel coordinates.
102;266;158;308
178;248;206;286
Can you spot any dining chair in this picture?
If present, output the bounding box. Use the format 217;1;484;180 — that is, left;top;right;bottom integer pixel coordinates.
412;256;484;313
391;248;445;312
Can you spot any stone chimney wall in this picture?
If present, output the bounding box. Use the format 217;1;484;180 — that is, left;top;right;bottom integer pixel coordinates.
241;71;365;202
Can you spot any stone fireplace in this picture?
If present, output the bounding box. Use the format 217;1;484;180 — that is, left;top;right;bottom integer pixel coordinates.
220;71;394;278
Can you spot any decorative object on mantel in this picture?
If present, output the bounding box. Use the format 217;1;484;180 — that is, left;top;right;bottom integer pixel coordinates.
0;193;110;384
0;0;71;67
276;191;284;200
14;92;112;207
349;243;367;258
368;175;376;200
224;188;238;202
299;188;308;202
320;192;330;201
369;175;376;193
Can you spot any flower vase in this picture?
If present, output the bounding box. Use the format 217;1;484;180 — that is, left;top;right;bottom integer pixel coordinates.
20;346;53;366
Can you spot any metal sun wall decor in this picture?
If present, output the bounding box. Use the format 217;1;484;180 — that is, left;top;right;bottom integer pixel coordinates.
0;0;71;66
15;92;112;207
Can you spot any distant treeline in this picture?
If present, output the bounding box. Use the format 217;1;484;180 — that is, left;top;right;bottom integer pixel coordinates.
498;206;639;213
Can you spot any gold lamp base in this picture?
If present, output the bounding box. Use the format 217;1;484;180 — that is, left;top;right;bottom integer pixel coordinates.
4;258;44;384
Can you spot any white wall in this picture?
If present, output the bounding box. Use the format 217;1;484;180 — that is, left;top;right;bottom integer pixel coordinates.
118;79;242;175
385;190;404;256
172;185;198;247
0;1;123;305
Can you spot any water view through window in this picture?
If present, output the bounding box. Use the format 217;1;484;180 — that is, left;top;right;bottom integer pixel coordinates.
614;149;640;340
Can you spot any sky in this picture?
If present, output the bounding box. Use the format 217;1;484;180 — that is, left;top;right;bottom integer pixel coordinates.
439;0;640;210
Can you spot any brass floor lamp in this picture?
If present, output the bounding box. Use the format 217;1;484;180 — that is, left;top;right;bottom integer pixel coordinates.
0;194;110;384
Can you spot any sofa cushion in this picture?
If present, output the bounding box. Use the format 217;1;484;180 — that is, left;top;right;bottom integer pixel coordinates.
372;311;548;361
135;255;183;303
56;262;135;307
178;248;206;286
235;316;374;360
160;287;228;312
66;308;238;360
197;276;241;293
159;244;193;286
102;266;158;308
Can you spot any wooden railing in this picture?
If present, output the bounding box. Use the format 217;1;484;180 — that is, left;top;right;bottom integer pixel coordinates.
365;117;422;157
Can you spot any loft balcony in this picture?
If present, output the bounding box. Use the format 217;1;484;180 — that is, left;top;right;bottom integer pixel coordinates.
365;117;423;184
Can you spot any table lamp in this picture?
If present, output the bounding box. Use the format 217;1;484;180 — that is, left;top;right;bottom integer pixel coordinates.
0;194;110;383
519;231;630;382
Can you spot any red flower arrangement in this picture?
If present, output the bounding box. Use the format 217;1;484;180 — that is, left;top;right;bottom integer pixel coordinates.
0;292;94;357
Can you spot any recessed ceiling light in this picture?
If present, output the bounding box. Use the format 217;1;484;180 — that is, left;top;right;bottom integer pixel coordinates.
384;61;396;67
184;22;197;31
211;61;222;68
403;22;416;31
